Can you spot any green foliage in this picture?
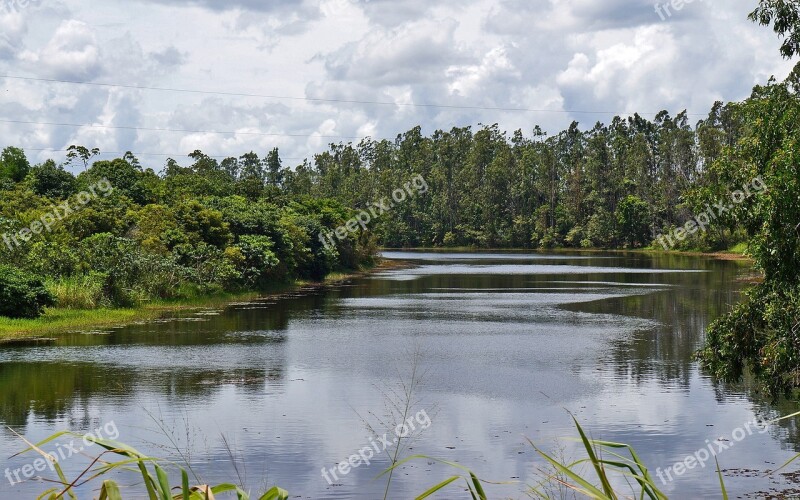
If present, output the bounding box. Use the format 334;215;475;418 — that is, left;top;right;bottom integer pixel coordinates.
297;111;716;249
0;265;55;318
0;146;30;182
27;160;77;199
616;195;651;248
410;416;677;499
47;273;109;309
530;417;668;499
585;209;615;248
13;429;289;500
80;158;156;205
0;147;375;316
750;0;800;59
233;235;280;287
697;65;800;395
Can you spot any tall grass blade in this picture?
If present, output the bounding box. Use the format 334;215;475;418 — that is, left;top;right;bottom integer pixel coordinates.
98;480;123;500
414;476;460;499
469;472;487;499
528;438;610;499
770;451;800;475
182;468;191;500
136;460;160;500
571;416;616;498
155;463;172;500
715;456;728;500
6;427;77;500
259;486;289;500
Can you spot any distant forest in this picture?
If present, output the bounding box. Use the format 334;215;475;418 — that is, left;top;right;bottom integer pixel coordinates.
290;105;744;250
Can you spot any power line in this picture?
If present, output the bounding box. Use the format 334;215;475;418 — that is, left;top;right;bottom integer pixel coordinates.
0;118;368;140
23;147;309;161
0;73;708;117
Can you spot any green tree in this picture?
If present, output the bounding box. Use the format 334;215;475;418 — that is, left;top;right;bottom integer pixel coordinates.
750;0;800;58
28;160;77;199
616;195;651;248
66;145;100;171
0;147;31;182
698;50;800;394
0;266;55;319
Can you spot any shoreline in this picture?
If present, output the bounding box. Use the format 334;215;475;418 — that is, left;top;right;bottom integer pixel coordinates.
0;259;407;343
0;249;750;342
380;247;754;262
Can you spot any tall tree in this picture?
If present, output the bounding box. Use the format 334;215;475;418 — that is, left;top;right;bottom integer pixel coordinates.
750;0;800;58
0;147;30;182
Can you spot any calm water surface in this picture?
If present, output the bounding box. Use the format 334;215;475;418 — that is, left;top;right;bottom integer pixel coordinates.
1;251;798;499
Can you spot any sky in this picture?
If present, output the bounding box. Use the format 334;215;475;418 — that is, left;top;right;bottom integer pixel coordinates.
0;0;795;171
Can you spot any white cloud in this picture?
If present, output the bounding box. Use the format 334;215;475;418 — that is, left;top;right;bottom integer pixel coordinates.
0;10;28;59
18;20;100;79
447;45;520;97
0;0;794;170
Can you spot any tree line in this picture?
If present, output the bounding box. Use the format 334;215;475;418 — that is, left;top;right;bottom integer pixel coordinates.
287;106;743;250
0;147;377;318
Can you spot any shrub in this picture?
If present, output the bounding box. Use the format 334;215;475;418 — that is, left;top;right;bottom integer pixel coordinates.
0;265;56;318
234;235;280;288
47;273;108;309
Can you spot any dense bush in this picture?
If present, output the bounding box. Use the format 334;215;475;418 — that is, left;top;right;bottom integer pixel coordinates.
0;266;55;319
0;148;375;315
697;65;800;395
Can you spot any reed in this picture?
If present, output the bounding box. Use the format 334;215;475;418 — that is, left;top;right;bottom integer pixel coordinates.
12;429;288;500
17;415;800;499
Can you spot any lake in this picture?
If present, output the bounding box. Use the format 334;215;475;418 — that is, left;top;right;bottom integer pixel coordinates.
1;251;798;499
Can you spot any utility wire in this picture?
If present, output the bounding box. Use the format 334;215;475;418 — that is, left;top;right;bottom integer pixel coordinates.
0;73;708;117
23;147;308;161
0;118;369;140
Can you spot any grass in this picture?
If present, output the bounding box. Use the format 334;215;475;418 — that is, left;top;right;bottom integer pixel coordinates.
0;263;386;342
0;291;259;341
406;415;670;500
9;428;288;500
727;241;749;255
11;413;800;499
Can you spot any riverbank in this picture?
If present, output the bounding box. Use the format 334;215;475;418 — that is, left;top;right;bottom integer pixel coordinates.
381;246;754;262
0;260;403;342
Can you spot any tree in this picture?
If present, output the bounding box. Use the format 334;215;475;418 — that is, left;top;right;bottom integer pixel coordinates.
750;0;800;59
0;147;30;182
698;73;800;393
238;151;265;200
28;160;78;199
233;235;279;288
266;148;284;187
66;145;100;171
616;195;651;248
0;266;55;319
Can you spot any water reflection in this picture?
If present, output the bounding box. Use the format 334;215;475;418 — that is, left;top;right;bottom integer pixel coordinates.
1;251;797;499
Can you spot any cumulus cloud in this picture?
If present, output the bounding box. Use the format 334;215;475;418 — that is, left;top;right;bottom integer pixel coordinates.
0;0;795;170
0;10;28;59
321;18;467;86
18;20;101;79
348;0;476;28
138;0;322;15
